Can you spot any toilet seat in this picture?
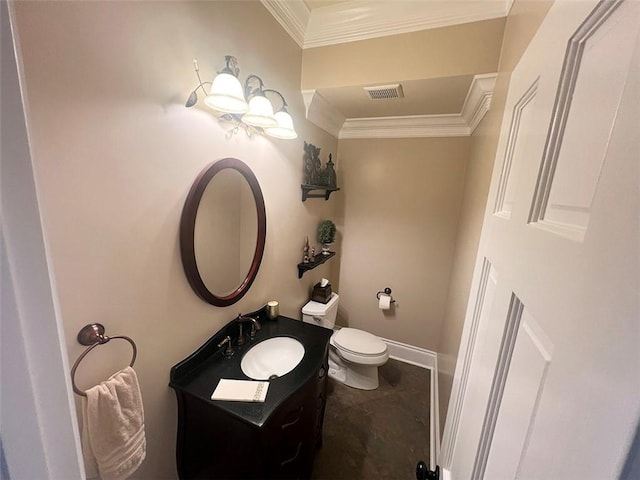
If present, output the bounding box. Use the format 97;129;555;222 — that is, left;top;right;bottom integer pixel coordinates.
331;328;389;366
333;328;386;355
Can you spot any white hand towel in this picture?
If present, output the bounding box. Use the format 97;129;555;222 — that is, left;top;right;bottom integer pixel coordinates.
81;366;146;479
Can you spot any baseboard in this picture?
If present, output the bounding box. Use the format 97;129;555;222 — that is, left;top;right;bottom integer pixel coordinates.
432;355;441;471
381;337;437;369
380;337;440;471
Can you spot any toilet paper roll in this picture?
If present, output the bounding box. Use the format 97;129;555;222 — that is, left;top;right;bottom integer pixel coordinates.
378;294;391;310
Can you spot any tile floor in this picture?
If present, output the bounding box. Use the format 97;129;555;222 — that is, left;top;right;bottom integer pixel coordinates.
311;359;431;480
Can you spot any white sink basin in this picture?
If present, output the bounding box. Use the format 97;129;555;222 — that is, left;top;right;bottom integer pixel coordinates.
241;337;305;380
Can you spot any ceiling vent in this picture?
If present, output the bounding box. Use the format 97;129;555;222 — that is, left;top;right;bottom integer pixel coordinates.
364;83;404;100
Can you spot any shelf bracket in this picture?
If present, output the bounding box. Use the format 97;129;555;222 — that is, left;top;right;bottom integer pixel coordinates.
301;184;340;202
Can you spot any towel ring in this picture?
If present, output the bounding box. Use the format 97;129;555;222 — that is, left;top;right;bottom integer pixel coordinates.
71;323;137;397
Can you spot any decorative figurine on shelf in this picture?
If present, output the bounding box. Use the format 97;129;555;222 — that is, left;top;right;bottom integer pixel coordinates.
310;144;322;185
310;247;316;263
303;236;310;263
319;153;337;188
303;141;322;185
317;220;336;255
303;142;314;185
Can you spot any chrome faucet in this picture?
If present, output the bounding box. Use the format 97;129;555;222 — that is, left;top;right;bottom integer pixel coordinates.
235;314;261;345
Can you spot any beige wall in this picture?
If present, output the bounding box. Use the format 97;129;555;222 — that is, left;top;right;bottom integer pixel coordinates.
12;1;339;478
335;138;470;351
437;0;554;434
302;18;505;89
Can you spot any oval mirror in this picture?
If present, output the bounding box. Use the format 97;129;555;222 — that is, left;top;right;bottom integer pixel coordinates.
180;158;266;306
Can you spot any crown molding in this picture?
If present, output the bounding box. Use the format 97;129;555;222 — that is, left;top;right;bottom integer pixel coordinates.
339;114;470;139
302;89;345;137
262;0;510;49
260;0;309;48
461;73;497;134
305;0;510;48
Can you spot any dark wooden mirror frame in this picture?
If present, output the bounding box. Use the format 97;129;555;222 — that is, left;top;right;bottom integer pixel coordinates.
180;158;266;306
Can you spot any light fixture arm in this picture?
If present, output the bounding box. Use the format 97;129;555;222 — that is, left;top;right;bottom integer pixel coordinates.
244;74;267;99
185;58;212;107
263;89;289;112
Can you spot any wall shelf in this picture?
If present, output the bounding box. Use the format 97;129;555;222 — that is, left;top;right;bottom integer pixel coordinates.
297;251;335;278
301;184;340;201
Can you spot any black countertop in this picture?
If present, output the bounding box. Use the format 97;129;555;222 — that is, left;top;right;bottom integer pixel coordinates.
169;311;332;428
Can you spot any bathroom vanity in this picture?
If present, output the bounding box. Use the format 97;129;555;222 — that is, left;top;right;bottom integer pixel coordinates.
169;311;332;479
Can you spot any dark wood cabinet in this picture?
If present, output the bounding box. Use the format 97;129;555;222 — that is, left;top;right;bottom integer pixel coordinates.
174;360;327;479
170;314;331;480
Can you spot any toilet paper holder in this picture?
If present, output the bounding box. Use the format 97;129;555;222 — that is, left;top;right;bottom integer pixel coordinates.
376;287;396;304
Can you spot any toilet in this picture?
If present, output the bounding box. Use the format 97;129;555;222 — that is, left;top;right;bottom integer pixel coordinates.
302;293;389;390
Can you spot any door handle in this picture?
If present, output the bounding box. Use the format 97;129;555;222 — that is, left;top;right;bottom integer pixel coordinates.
416;461;439;480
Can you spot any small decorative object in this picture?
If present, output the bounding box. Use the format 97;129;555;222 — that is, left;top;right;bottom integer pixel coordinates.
301;143;340;201
303;141;322;185
303;236;310;263
266;301;279;320
319;153;337;188
311;144;322;185
310;247;316;263
303;142;314;185
317;220;336;255
328;154;337;187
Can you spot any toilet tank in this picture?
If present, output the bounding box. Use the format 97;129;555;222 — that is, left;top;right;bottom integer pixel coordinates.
302;293;339;329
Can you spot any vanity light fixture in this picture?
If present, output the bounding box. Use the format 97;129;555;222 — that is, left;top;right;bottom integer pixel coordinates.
186;56;297;140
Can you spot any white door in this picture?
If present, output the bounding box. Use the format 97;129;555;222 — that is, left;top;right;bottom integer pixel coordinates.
441;0;640;478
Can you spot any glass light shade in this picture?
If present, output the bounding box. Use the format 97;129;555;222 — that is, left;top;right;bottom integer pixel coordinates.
241;96;277;128
204;73;248;114
265;111;297;139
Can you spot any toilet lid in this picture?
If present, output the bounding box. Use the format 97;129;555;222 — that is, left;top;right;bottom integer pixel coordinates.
333;328;387;356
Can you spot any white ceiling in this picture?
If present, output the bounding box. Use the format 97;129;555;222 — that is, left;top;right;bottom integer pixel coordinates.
260;0;512;137
318;76;474;118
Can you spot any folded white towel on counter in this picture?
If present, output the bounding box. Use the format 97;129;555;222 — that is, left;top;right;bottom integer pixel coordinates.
81;366;146;479
211;379;269;402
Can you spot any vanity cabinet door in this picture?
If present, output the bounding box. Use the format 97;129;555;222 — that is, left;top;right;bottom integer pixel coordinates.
263;373;321;479
176;393;262;479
